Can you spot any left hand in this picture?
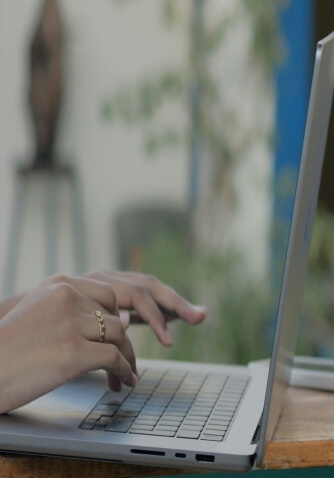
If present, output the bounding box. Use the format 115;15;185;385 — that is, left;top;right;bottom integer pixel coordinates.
84;270;206;347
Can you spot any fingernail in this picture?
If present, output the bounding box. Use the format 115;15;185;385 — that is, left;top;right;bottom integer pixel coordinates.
192;305;207;315
163;329;173;346
119;310;130;329
132;373;138;387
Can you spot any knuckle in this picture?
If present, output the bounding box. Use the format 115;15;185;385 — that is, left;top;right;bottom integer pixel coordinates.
100;285;117;313
112;320;126;343
105;285;116;303
144;274;158;287
132;284;146;299
51;281;76;304
47;273;71;285
107;345;120;367
87;270;103;281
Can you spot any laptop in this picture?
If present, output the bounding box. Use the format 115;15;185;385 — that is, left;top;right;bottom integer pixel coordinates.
0;31;333;473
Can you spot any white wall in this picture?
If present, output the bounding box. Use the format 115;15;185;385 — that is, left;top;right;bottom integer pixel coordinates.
0;0;274;296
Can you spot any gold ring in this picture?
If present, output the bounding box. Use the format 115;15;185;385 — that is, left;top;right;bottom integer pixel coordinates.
94;311;106;343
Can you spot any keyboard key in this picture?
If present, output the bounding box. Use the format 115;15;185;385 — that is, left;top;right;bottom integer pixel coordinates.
207;419;230;426
129;429;176;437
100;397;123;406
155;425;178;432
85;413;101;421
211;412;234;419
130;425;155;431
95;418;109;427
120;404;143;411
193;399;216;406
208;419;230;426
164;405;187;412
85;417;99;425
220;395;240;401
80;423;94;430
205;424;228;432
134;419;159;426
180;425;203;431
106;419;133;433
183;419;206;426
201;434;224;441
163;412;186;418
177;430;201;439
141;409;163;416
116;410;139;417
138;414;162;421
95;408;116;414
212;409;233;416
159;420;182;427
189;408;212;414
95;411;115;417
96;403;119;411
143;406;166;413
187;411;210;418
215;406;236;412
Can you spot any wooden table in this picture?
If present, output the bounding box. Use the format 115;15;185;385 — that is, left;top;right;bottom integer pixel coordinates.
1;386;334;477
262;386;334;470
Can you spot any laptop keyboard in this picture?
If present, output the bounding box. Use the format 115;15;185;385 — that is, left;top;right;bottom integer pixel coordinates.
80;369;249;442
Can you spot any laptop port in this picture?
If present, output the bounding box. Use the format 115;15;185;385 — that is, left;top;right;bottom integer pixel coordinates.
195;454;215;463
131;449;165;456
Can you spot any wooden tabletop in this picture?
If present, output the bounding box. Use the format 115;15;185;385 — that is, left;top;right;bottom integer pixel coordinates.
1;386;334;477
262;386;334;470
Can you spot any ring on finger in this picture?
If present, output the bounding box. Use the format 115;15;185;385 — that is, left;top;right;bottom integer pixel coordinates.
94;310;106;343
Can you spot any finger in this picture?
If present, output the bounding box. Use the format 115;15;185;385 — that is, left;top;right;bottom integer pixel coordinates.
129;305;179;323
81;312;126;344
98;276;172;345
84;341;137;389
119;310;130;329
75;292;137;378
126;286;174;346
81;311;138;378
112;272;207;325
107;374;122;392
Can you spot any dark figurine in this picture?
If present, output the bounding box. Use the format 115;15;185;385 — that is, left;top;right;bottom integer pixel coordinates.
28;0;62;169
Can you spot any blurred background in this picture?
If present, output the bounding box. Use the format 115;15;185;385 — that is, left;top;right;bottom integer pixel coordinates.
0;0;334;364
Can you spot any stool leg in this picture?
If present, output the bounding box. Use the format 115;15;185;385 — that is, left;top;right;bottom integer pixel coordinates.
45;171;58;277
2;173;27;297
71;172;86;275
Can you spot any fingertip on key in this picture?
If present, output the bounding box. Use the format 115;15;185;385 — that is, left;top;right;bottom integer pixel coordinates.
163;329;173;346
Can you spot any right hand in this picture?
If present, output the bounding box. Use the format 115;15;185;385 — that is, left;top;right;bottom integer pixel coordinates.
0;274;137;414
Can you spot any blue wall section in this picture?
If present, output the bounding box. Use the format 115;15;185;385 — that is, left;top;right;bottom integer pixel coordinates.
274;0;314;221
271;0;314;290
268;0;314;347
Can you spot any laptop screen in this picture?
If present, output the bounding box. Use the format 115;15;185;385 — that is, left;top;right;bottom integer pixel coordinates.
257;31;334;464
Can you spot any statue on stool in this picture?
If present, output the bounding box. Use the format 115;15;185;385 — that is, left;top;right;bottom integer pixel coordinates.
28;0;62;171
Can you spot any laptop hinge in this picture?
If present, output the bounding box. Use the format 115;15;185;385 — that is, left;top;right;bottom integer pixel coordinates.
251;414;263;445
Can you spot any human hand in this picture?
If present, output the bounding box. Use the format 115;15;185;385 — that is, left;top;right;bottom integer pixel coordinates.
84;270;206;346
0;275;137;414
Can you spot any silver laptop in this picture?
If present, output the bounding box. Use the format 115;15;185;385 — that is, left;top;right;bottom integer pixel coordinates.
0;32;333;473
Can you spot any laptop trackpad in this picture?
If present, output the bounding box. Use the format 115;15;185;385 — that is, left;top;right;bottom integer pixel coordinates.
0;372;109;434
